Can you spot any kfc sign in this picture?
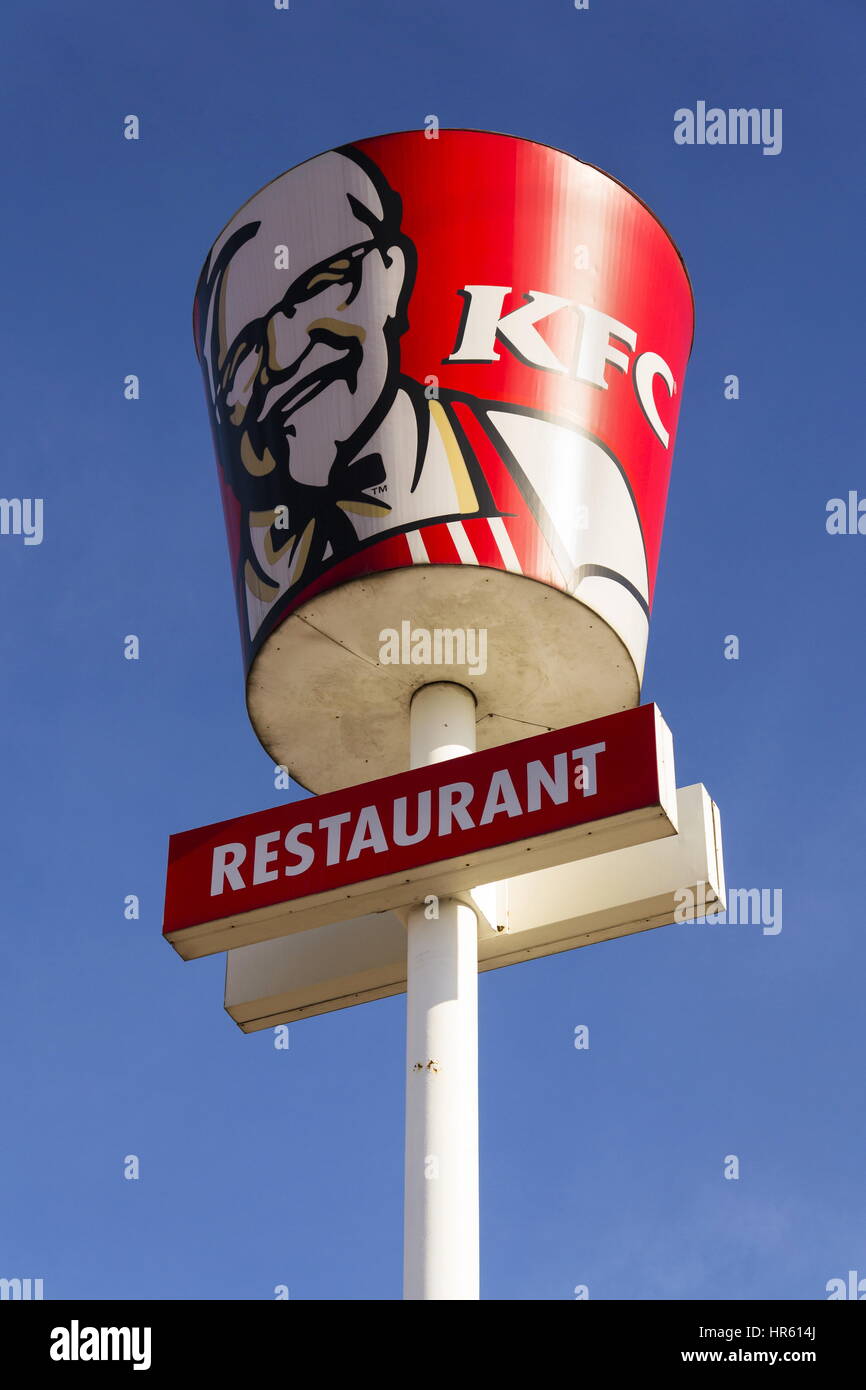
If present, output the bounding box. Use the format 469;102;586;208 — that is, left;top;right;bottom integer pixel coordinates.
164;704;677;959
193;130;693;687
447;291;676;448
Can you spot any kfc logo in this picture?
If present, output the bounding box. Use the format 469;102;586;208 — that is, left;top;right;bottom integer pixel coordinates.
194;132;692;684
447;289;676;449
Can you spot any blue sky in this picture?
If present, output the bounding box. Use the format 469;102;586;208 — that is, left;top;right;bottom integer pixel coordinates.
1;0;864;1300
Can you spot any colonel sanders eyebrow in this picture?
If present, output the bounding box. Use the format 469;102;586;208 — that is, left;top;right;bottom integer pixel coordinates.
304;255;352;290
292;242;374;303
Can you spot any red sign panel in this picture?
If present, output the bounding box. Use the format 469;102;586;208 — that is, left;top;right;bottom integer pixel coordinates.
164;704;675;959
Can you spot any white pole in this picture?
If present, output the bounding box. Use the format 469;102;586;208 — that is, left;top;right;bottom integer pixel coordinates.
403;681;480;1301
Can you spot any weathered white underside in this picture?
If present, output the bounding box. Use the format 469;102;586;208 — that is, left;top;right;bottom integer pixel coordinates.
246;564;642;792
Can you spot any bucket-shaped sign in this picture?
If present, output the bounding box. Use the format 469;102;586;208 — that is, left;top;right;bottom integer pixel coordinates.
193;130;693;792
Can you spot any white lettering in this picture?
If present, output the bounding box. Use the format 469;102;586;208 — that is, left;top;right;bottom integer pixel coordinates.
573;304;637;387
319;812;352;866
447;285;571;371
571;741;606;795
479;769;522;824
525;753;570;812
393;792;432;846
438;782;475;834
283;823;314;876
210;842;247;895
253;831;281;884
634;351;676;448
346;805;388;860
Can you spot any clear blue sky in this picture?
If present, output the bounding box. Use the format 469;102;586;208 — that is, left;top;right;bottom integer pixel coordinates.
1;0;863;1301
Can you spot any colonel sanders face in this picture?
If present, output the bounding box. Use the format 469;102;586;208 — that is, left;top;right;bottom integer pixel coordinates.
199;149;412;494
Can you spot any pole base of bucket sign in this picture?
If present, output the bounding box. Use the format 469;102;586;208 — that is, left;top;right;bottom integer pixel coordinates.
225;783;724;1030
163;702;676;961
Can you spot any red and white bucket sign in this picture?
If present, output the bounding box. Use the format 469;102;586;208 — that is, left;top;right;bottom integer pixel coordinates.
194;130;693;671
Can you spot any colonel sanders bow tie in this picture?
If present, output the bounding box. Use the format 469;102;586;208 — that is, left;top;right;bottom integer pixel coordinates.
275;450;392;586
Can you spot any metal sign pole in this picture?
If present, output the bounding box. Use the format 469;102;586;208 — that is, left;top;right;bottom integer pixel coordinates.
403;682;480;1300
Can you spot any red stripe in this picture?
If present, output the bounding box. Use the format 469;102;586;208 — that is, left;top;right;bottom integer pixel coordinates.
416;521;461;564
459;518;500;567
